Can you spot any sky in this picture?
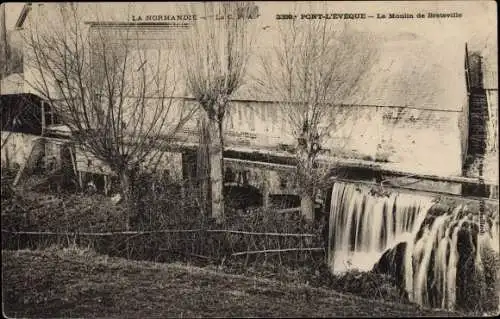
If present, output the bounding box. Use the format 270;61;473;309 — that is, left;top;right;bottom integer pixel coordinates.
3;1;496;59
2;1;497;42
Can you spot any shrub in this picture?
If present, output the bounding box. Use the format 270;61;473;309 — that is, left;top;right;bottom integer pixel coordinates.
321;270;408;304
2;173;326;271
476;244;500;313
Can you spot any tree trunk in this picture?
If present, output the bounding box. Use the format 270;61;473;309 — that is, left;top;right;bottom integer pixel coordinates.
262;170;270;210
301;192;315;222
119;170;133;230
207;117;224;224
298;147;316;222
197;116;211;216
120;170;132;201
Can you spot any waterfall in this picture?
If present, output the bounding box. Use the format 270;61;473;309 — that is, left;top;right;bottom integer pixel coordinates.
328;182;500;311
446;217;465;310
328;182;433;273
413;214;450;306
408;206;499;310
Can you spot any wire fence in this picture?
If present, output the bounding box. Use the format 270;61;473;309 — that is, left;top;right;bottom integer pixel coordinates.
1;227;325;269
1;171;327;270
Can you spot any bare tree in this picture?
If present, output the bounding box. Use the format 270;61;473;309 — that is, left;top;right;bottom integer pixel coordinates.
22;4;194;226
259;19;379;221
181;2;256;223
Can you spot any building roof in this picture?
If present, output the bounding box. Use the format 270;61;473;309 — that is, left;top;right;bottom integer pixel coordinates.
347;37;466;111
235;35;467;112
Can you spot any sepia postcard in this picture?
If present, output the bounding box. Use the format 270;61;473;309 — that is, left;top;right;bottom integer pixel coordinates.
1;1;498;318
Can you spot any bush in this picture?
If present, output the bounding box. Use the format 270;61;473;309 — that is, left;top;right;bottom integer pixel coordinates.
2;173;326;271
2;170;331;305
475;244;500;313
1;190;127;233
318;269;408;304
1;174;420;309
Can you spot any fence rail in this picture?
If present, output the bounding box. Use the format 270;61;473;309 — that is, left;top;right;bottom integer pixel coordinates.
231;247;324;257
1;229;318;238
2;228;324;264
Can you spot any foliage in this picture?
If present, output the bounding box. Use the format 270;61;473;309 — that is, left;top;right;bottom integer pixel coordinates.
1;184;408;307
477;245;500;313
1;190;128;234
4;177;491;313
1;167;17;199
457;243;500;314
324;270;409;304
1;178;322;269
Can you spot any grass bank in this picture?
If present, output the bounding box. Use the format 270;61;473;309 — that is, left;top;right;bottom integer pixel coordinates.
2;248;460;318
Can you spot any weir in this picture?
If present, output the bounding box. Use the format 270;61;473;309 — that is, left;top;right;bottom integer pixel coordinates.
328;182;500;310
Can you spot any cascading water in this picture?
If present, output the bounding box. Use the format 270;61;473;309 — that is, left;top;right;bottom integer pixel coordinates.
328;182;500;311
406;205;499;311
328;182;434;273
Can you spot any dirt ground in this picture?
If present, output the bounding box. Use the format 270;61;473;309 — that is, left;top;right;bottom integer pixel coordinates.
2;248;460;318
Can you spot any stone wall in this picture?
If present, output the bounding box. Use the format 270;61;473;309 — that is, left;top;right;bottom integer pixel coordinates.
224;159;298;196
